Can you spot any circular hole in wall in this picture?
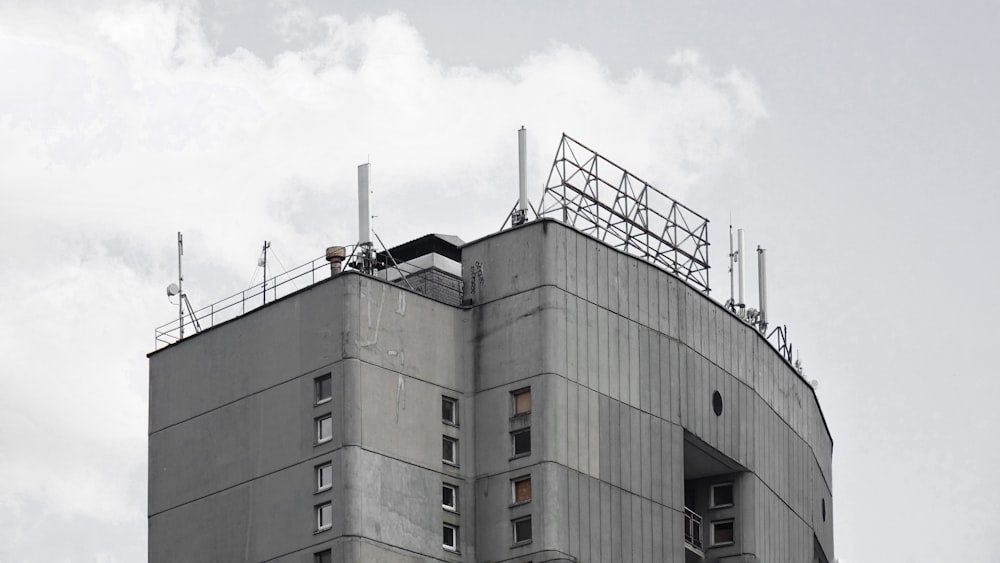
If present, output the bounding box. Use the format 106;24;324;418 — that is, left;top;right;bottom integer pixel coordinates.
822;498;826;521
712;391;723;416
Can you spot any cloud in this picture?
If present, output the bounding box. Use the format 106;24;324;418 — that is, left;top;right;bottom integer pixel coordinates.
0;1;765;560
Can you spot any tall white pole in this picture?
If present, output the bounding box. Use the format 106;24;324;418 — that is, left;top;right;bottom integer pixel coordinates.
737;229;745;307
728;225;735;306
757;245;767;331
177;232;184;339
518;126;528;214
358;163;371;246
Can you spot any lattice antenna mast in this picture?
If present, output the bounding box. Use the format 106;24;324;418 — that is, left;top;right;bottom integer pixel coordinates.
536;133;711;294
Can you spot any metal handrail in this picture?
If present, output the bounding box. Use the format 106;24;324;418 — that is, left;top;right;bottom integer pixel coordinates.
684;506;703;550
153;243;362;349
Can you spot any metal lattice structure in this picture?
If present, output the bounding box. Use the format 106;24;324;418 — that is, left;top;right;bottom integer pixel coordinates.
537;134;711;294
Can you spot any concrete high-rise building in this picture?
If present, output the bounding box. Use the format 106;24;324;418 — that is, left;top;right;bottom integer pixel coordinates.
148;136;834;563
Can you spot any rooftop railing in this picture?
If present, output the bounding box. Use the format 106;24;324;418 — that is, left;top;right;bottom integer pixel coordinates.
153;243;363;350
152;242;469;350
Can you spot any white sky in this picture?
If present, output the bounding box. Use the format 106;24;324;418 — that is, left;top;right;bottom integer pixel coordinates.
1;1;997;561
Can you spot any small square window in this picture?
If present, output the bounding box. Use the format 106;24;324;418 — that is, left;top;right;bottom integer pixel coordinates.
511;428;531;457
442;396;458;425
442;483;458;512
315;374;332;404
512;476;531;504
442;436;458;465
314;549;332;563
315;414;332;444
710;482;734;508
443;523;459;552
316;462;333;492
710;519;734;546
512;516;532;544
512;388;531;416
316;502;332;531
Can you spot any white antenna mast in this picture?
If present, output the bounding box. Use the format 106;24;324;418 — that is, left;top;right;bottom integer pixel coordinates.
737;228;745;311
728;224;735;306
757;245;768;333
177;232;184;338
358;162;373;273
728;225;747;317
513;126;528;226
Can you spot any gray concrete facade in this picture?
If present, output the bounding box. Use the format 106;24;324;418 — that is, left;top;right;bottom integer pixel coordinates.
149;218;833;562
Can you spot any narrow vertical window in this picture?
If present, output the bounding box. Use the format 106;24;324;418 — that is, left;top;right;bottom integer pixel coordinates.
442;483;458;512
314;549;332;563
315;373;332;404
512;516;532;544
315;414;332;444
442;436;458;465
442;396;458;425
511;476;532;504
443;523;459;551
316;462;333;492
511;428;531;457
316;502;332;531
512;387;531;416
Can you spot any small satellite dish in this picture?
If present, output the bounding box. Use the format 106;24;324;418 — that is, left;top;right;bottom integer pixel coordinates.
166;283;180;297
810;379;820;389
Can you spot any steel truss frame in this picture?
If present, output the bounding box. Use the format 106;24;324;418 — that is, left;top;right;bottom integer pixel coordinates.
536;134;711;294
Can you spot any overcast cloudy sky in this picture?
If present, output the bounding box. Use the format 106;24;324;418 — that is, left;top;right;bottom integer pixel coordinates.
1;1;998;561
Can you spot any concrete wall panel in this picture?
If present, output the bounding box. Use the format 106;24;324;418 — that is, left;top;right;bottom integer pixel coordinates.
149;276;349;432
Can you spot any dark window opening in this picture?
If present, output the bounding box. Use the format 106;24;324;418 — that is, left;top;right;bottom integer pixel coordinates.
442;396;458;425
711;520;734;545
442;484;457;511
442;436;458;465
710;482;734;508
513;516;532;544
443;524;458;551
512;428;531;457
